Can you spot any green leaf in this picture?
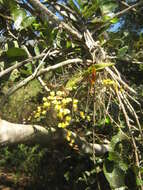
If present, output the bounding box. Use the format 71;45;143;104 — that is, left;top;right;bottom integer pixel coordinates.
117;46;128;58
110;17;119;24
83;1;99;18
95;62;115;70
66;40;72;48
66;72;83;91
110;130;127;150
103;159;126;189
11;8;27;30
100;0;118;15
22;16;35;29
88;62;114;72
0;0;4;4
6;47;28;57
34;45;40;56
105;117;110;124
136;178;143;186
69;0;81;15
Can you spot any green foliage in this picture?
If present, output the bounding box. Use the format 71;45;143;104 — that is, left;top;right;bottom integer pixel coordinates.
103;159;126;189
99;0;118;15
6;47;28;58
0;0;143;189
9;1;35;30
0;145;48;177
117;46;128;59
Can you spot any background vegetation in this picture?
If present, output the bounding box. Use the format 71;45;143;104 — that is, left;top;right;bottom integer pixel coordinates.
0;0;143;189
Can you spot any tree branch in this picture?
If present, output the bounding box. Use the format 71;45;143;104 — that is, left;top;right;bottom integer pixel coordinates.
93;1;143;35
0;119;109;156
0;54;45;78
27;0;82;40
3;58;83;99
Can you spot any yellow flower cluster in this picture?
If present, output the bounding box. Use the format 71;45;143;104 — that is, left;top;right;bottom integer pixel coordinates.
66;130;79;150
34;106;42;118
80;111;85;119
79;111;91;122
34;90;79;128
66;130;74;147
73;99;78;111
103;79;115;85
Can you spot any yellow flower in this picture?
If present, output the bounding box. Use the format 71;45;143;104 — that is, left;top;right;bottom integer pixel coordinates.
50;91;55;96
52;99;59;105
43;102;51;108
58;122;66;128
42;97;47;102
71;139;75;144
65;121;70;126
69;143;73;147
65;116;71;122
56;91;63;96
62;98;67;104
58;122;63;128
67;130;71;137
66;87;72;91
63;97;72;104
66;136;71;141
73;99;78;104
87;115;91;121
59;108;64;113
55;104;62;111
103;79;115;85
47;96;54;100
63;109;70;115
80;111;85;119
73;104;77;111
34;113;40;118
57;112;63;119
42;110;47;115
37;106;41;111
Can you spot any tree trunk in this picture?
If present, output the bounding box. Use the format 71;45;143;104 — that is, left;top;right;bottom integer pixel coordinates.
0;119;109;156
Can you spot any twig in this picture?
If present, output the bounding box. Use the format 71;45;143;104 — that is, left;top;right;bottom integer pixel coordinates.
106;67;136;94
27;0;82;40
4;58;83;97
92;1;143;35
119;1;137;12
116;89;143;190
0;13;12;20
32;49;50;76
120;91;143;136
38;76;50;92
0;54;46;78
112;1;142;19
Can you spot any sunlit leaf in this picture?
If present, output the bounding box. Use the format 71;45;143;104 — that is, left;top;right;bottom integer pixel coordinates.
22;16;35;29
110;17;118;24
6;47;27;57
100;0;118;15
94;62;114;71
136;178;143;186
0;0;4;4
11;8;27;30
66;72;83;90
105;117;110;124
